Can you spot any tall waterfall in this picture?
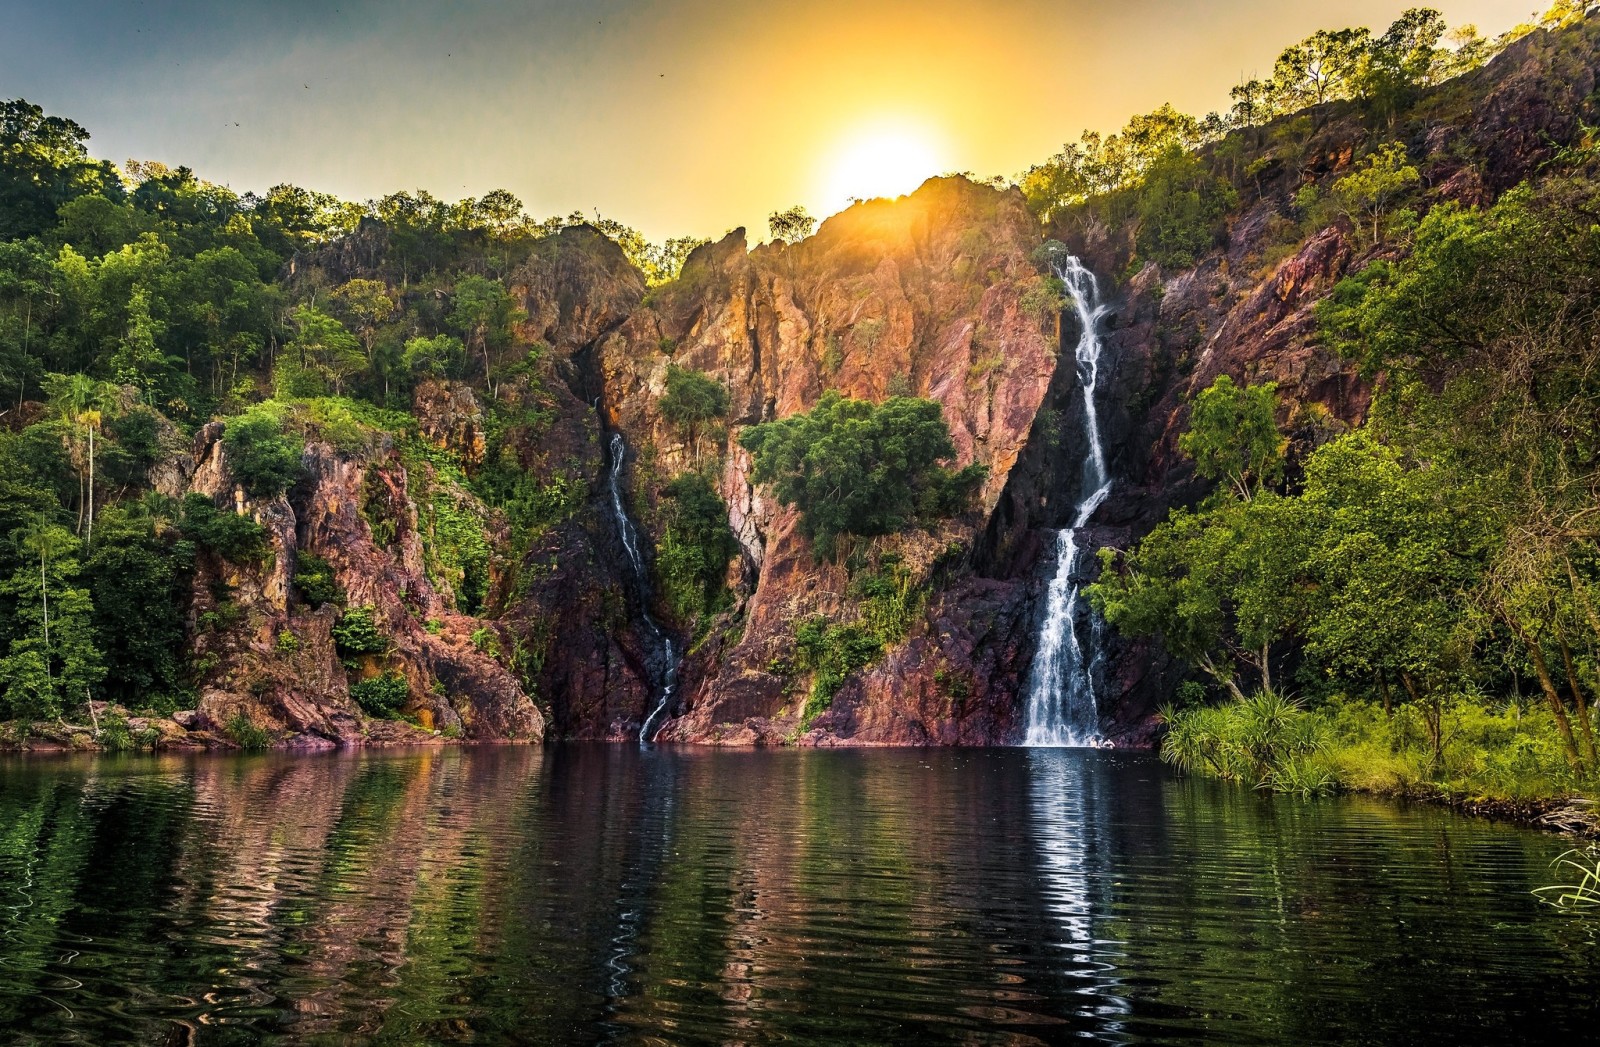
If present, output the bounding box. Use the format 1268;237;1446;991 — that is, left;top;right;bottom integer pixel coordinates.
1024;257;1112;747
605;432;680;745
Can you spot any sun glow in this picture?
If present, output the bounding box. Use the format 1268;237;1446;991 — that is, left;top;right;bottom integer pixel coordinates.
820;124;947;217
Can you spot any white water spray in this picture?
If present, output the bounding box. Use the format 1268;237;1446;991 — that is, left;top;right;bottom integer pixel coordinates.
605;432;680;745
1024;257;1112;747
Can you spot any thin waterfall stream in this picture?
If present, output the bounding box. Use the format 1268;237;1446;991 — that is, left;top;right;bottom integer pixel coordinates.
1024;257;1112;747
605;431;680;745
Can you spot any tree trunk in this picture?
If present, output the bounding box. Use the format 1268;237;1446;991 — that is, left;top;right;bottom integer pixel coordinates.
86;424;94;548
1557;626;1598;773
1399;672;1442;771
1377;670;1392;718
1520;633;1586;776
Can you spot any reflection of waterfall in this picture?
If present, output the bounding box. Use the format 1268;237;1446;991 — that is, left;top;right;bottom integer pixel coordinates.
1026;748;1129;1032
1025;257;1112;748
605;432;680;744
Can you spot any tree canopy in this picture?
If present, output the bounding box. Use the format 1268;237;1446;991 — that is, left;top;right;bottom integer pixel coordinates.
740;392;986;558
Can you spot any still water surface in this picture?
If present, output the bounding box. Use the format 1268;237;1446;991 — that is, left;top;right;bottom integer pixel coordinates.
0;745;1594;1045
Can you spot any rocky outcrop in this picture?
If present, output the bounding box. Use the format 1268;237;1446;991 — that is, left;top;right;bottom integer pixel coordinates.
182;425;544;748
590;178;1063;744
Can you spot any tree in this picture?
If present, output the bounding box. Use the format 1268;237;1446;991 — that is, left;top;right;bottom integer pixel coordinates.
0;99;124;242
1329;143;1421;243
402;334;466;380
448;275;522;395
222;411;302;498
1178;375;1285;500
739;392;987;558
659;364;728;463
279;305;363;396
1134;146;1237;268
329;279;394;362
0;520;102;721
768;206;816;244
84;508;193;709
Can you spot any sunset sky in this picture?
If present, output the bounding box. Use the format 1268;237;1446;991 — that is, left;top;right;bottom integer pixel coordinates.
4;0;1525;242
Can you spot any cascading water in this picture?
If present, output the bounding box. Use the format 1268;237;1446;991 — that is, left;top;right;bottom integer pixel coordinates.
605;431;680;745
1024;257;1112;747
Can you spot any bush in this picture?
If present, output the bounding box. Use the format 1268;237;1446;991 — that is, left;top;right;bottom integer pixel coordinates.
740;392;987;558
350;671;409;718
793;616;882;721
181;494;268;562
292;551;343;607
225;712;271;751
222;411;303;498
332;606;387;656
655;473;738;627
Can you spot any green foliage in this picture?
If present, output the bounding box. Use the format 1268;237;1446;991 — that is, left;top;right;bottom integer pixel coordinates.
470;627;500;657
180;494;268;562
292;550;343;607
0;522;103;721
1134;146;1237;269
350;671;409;718
224;712;270;751
402;333;466;380
406;448;492;614
1177;375;1285;499
659;364;729;457
1329;143;1421;243
793;616;882;721
275;628;300;654
740;392;987;559
332;606;387;657
1161;691;1332;794
222;411;303;498
83;508;193;707
654;473;737;628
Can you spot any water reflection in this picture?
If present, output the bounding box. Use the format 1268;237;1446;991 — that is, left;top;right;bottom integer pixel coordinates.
1026;749;1130;1036
0;747;1594;1045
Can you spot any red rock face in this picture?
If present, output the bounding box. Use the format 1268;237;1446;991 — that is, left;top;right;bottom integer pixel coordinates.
135;21;1600;751
586;177;1061;745
184;426;544;747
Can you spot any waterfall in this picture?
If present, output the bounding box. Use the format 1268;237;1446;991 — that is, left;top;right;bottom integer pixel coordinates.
1024;257;1112;748
605;431;680;745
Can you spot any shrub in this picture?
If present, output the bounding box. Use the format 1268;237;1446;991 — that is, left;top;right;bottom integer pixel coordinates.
659;365;729;449
350;671;409;718
793;616;882;721
292;551;343;607
332;606;387;656
740;392;987;558
471;627;500;656
222;411;303;498
225;712;271;751
181;494;268;562
275;629;300;654
655;473;738;627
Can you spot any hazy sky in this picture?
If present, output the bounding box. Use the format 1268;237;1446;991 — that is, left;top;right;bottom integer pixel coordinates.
3;0;1525;242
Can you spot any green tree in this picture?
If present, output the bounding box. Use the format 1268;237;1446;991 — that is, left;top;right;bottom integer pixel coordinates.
279;305;363;396
768;206;817;243
1329;143;1421;243
449;275;522;394
222;411;302;498
402;334;466;380
659;365;729;463
0;99;124;242
84;508;194;709
0;521;102;720
1177;375;1285;500
740;392;987;558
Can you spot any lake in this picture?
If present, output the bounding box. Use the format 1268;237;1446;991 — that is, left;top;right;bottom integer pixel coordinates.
0;745;1594;1045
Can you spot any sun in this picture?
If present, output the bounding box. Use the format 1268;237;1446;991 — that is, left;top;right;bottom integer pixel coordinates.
820;123;946;216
